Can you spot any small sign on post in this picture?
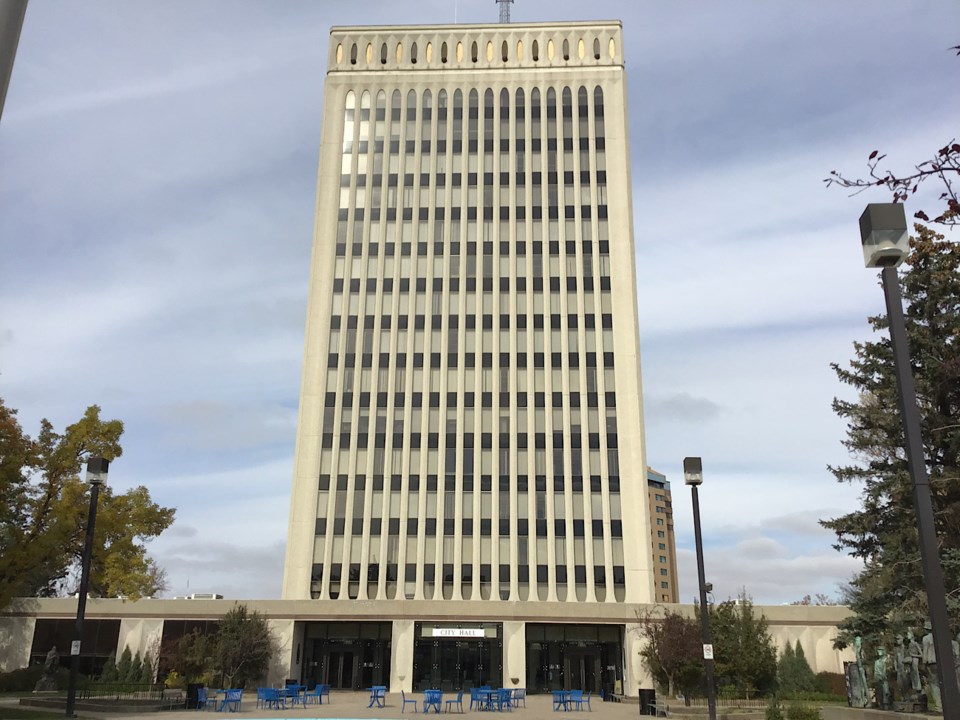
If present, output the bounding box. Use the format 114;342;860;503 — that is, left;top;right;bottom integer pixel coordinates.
70;640;81;656
702;644;714;660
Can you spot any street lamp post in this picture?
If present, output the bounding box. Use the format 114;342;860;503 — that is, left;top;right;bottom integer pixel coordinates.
858;203;960;716
64;457;109;719
683;457;716;720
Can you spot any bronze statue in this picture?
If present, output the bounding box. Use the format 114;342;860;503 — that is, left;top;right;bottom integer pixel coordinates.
907;629;922;697
43;646;58;673
34;646;59;691
894;635;908;700
873;647;891;709
850;636;869;707
921;621;941;711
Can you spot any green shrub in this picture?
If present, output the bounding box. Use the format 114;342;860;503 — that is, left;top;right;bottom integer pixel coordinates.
786;703;821;720
128;653;143;683
765;695;785;720
99;656;118;682
815;672;846;696
0;666;71;693
718;684;741;700
115;647;133;682
783;691;846;703
164;670;185;689
0;666;44;692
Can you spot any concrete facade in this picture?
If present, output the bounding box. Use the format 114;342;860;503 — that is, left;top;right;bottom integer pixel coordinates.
279;19;657;695
0;597;854;692
283;21;651;610
646;468;679;604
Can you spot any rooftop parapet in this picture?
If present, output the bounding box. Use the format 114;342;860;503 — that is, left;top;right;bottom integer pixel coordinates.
328;21;624;74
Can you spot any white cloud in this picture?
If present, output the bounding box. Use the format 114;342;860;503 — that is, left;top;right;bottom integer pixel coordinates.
1;0;955;604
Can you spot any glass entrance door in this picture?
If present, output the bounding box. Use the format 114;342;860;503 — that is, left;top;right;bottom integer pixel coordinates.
326;649;356;689
564;648;600;692
412;625;503;690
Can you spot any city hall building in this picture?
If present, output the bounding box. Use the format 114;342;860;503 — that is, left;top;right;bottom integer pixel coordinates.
281;20;652;695
0;20;854;696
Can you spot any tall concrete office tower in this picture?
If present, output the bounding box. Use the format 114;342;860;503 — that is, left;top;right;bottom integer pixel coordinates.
283;21;653;695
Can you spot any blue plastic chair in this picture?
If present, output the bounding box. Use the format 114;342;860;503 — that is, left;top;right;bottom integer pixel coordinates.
402;690;418;713
568;690;583;712
217;689;242;712
552;690;568;712
304;685;324;705
512;689;526;708
195;687;218;711
281;684;303;707
581;691;592;711
423;689;444;713
445;689;464;713
368;686;386;708
263;687;285;710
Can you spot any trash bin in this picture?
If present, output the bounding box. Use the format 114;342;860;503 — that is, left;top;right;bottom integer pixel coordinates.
186;683;204;710
639;689;656;716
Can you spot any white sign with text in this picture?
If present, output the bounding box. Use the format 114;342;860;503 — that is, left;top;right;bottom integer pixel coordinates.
430;628;486;639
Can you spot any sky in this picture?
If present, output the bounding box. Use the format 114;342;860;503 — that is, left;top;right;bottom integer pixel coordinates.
1;0;958;606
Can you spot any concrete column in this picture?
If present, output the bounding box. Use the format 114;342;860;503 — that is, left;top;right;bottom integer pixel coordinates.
0;616;35;672
117;618;164;678
268;619;298;686
502;621;526;689
624;622;651;696
391;619;415;692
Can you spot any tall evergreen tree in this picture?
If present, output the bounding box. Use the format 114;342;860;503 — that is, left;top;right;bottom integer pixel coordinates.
779;640;816;695
777;643;797;693
128;653;143;684
822;225;960;643
139;652;156;684
793;641;816;691
99;655;118;682
116;647;133;683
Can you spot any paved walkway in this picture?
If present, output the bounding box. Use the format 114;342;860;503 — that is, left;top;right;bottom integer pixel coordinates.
6;691;649;720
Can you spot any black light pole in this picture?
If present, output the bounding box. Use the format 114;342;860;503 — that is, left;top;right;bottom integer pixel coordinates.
0;0;29;124
683;457;716;720
65;457;109;718
858;204;959;717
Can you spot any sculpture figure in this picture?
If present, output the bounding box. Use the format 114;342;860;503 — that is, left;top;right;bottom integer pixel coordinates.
34;646;59;691
922;621;941;711
850;636;869;707
907;629;922;697
954;633;960;689
893;634;908;700
873;647;891;709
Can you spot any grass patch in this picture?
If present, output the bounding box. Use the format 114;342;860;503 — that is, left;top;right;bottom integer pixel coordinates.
0;708;67;719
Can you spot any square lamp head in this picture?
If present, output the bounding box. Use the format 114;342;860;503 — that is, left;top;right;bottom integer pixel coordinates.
683;456;703;486
859;203;908;268
85;457;110;486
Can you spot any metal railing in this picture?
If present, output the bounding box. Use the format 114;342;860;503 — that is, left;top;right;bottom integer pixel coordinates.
684;697;767;709
78;682;166;700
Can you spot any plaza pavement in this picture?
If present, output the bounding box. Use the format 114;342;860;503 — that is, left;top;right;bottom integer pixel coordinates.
8;690;653;720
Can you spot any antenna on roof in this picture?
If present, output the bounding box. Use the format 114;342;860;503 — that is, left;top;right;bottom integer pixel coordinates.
497;0;514;24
